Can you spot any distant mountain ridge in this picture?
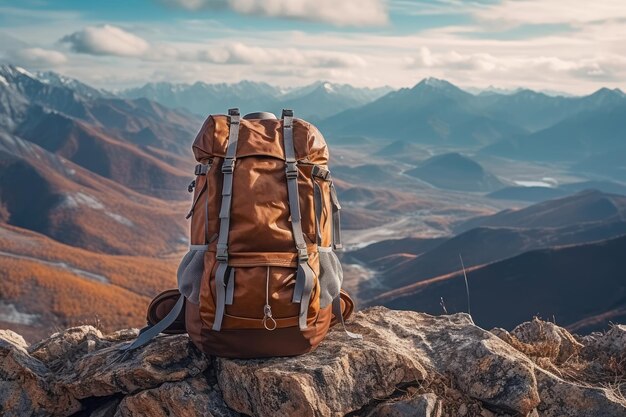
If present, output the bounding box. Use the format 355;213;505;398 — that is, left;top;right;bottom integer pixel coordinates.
120;79;392;120
319;78;626;156
320;77;529;145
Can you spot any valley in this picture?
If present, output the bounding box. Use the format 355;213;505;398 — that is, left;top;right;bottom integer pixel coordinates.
1;64;625;341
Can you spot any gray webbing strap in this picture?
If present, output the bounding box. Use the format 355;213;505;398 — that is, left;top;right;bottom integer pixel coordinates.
204;163;212;243
213;263;227;331
213;108;240;331
330;182;343;250
282;109;315;330
119;295;185;352
332;295;362;339
313;181;323;245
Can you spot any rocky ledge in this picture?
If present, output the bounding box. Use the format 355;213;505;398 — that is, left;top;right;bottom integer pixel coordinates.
1;307;625;417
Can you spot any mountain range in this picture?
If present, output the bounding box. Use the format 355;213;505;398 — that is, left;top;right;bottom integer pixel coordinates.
0;63;625;340
120;80;392;121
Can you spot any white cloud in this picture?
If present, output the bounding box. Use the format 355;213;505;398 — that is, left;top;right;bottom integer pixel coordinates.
10;47;67;67
407;46;626;85
160;0;388;27
411;47;499;72
61;25;150;57
229;0;388;27
125;39;368;69
196;42;368;68
472;0;626;27
27;1;624;94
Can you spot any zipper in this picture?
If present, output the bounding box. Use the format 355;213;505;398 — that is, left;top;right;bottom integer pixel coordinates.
262;266;277;331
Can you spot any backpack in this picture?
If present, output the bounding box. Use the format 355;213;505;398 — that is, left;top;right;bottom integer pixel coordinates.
122;109;359;358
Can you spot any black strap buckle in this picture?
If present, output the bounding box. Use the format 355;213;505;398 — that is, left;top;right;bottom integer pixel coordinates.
312;165;330;180
187;180;196;193
195;164;209;176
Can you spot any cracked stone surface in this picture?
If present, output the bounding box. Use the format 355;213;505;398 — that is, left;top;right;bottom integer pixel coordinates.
1;308;625;417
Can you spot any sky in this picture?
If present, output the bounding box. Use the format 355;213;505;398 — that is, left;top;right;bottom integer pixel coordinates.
0;0;624;94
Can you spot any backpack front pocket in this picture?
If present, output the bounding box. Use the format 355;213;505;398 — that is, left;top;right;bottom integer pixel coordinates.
200;254;321;331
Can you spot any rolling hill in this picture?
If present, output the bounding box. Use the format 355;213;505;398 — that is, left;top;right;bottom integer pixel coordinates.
455;190;626;233
372;234;626;334
405;152;504;192
16;110;191;199
359;220;626;298
0;130;187;255
351;191;626;310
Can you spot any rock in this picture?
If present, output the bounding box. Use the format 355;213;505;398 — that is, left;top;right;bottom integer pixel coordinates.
115;377;238;417
59;333;209;398
0;329;27;349
1;307;625;417
371;393;442;417
0;330;81;417
216;308;539;417
583;324;626;357
536;368;626;417
28;326;106;366
510;318;583;364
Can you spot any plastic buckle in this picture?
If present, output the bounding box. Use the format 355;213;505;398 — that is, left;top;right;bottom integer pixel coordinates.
312;165;329;180
195;164;209;176
282;109;293;118
216;246;228;262
297;247;309;261
285;162;298;179
222;159;235;174
187;180;196;193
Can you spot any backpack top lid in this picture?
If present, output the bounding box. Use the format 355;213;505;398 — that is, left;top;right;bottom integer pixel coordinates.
192;113;329;165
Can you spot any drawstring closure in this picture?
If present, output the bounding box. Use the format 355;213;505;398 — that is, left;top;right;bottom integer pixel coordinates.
262;266;277;331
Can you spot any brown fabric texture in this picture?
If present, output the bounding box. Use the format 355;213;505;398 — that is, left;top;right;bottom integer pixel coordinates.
186;301;332;358
174;112;348;358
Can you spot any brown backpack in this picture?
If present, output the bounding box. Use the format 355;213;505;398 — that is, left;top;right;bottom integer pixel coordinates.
122;109;359;358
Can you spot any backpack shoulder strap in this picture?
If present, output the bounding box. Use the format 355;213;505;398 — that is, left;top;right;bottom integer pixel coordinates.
119;294;185;352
